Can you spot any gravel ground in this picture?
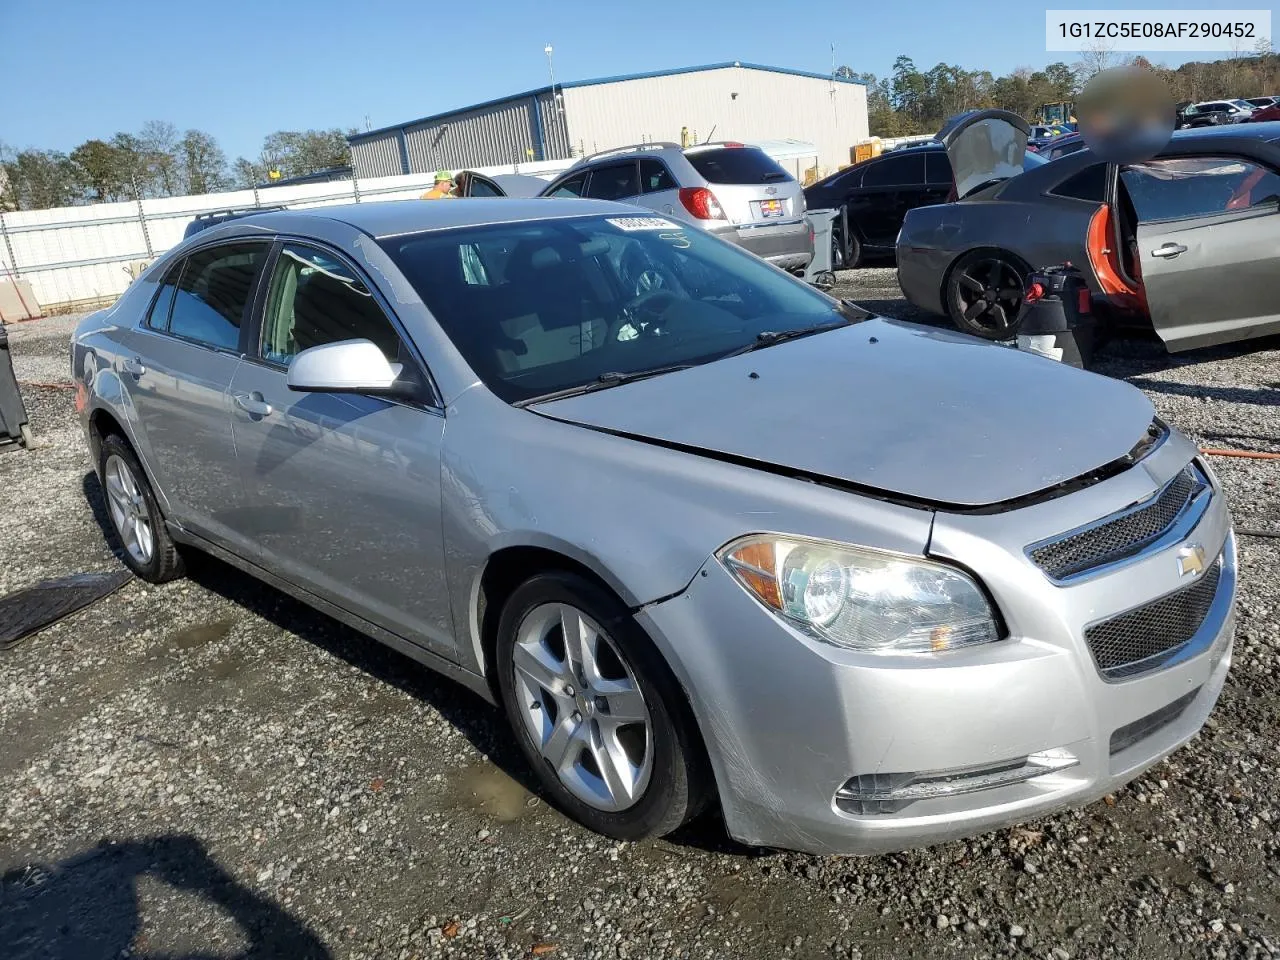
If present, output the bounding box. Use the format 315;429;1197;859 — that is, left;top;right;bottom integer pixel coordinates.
1;271;1278;960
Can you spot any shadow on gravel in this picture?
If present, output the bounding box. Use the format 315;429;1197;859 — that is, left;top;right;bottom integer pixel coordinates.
0;835;332;960
79;473;743;855
1124;377;1279;407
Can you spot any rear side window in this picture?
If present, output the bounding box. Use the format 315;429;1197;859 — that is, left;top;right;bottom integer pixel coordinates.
146;264;180;330
549;172;587;198
862;153;926;187
585;162;640;201
168;243;267;350
685;147;792;185
1121;156;1280;222
925;152;952;185
638;158;677;193
1051;163;1108;202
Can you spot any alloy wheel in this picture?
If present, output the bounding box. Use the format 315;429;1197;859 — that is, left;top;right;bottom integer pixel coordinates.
954;258;1024;336
104;453;155;566
511;602;653;812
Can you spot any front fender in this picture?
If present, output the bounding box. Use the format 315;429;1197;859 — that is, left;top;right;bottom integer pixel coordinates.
439;387;935;677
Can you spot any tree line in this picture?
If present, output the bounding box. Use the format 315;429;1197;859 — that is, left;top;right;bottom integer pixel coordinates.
0;123;354;212
840;45;1278;138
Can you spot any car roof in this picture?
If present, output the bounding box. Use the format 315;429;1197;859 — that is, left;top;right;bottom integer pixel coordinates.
204;197;643;240
1171;120;1280;142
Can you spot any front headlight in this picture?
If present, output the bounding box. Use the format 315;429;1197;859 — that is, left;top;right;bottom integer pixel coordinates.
718;535;1000;654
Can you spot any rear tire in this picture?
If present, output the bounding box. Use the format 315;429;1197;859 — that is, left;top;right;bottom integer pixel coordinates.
842;230;863;269
98;434;185;584
496;571;711;840
946;250;1026;340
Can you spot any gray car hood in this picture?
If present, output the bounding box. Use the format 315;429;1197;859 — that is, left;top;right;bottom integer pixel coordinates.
533;319;1157;509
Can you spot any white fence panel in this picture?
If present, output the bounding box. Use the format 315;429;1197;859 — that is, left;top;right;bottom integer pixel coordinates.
0;155;575;310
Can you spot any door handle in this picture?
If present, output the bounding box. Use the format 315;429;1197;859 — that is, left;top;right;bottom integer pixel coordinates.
1151;243;1188;259
122;357;145;377
233;392;273;418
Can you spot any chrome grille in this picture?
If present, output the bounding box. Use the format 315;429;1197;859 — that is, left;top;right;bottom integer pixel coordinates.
1085;558;1222;679
1030;465;1204;580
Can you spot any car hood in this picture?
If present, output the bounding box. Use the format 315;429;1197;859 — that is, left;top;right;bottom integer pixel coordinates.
938;109;1031;199
532;319;1158;509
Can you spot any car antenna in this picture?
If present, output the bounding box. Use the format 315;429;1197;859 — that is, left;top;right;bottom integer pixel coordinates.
704;125;716;143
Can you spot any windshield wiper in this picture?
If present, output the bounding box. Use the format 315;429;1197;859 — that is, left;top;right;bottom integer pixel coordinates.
720;318;854;359
516;363;694;407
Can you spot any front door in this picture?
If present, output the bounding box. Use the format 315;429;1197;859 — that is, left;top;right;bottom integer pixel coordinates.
1124;155;1280;351
228;242;454;655
123;241;269;552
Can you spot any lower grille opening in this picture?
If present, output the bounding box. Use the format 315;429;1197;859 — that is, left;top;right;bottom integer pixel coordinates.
1085;556;1222;679
1109;688;1201;756
835;748;1079;816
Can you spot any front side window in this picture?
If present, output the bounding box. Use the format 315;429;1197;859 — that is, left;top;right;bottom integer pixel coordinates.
1121;156;1280;222
259;244;402;365
468;177;503;198
168;243;267;350
585;162;640;201
379;215;859;404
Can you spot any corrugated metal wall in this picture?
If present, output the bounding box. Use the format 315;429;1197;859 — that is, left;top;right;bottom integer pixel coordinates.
561;67;868;174
398;95;572;173
350;132;406;177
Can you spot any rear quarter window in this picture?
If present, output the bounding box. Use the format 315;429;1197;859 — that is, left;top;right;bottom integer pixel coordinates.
686;147;792;185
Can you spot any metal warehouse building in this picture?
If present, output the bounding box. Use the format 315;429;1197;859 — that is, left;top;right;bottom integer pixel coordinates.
348;61;868;179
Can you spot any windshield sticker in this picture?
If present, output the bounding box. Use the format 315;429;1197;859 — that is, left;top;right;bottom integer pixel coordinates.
606;217;679;231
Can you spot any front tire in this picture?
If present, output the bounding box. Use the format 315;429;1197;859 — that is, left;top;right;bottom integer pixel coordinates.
496;571;710;840
98;434;185;583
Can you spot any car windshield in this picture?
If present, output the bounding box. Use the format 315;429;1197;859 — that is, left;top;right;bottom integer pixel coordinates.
379;214;856;404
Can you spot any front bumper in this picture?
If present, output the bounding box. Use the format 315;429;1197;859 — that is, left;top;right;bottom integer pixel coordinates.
636;443;1235;855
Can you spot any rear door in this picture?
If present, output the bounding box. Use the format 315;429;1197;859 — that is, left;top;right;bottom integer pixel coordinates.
854;151;929;249
228;241;454;655
683;146;804;227
121;241;268;552
633;157;682;216
1124;154;1280;350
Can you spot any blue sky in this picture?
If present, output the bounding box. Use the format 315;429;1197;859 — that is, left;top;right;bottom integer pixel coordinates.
6;0;1259;159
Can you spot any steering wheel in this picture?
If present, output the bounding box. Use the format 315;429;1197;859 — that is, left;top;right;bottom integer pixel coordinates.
608;288;682;343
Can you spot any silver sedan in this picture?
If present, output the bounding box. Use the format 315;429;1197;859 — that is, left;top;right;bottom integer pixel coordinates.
72;199;1235;854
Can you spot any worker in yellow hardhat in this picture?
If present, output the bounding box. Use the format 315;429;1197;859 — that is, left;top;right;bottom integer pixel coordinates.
420;170;456;199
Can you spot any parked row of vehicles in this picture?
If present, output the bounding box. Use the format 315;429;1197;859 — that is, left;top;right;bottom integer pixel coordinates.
1177;96;1280;127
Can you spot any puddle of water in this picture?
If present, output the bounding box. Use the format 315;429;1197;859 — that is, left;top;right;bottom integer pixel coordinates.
168;618;236;650
452;762;536;822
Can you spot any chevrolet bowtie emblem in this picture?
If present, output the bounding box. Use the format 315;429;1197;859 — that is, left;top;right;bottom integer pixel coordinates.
1176;543;1207;577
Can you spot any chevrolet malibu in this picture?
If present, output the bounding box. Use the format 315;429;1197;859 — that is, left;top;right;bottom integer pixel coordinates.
72;199;1235;854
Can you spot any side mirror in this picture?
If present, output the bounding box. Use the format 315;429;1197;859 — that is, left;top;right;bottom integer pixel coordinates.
286;339;415;398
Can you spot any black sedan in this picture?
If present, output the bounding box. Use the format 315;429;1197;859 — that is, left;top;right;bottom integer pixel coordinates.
803;143;1046;268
